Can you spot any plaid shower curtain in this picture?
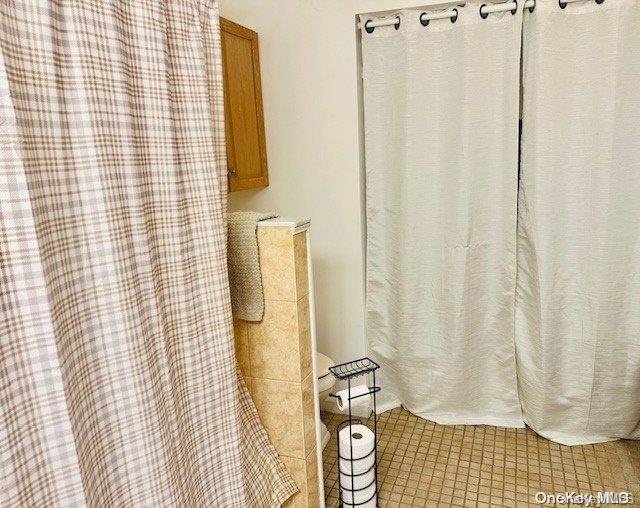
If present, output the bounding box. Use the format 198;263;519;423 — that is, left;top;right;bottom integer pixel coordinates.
0;1;296;506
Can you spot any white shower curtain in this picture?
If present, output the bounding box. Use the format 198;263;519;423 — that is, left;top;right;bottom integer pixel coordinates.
361;4;524;427
516;0;640;445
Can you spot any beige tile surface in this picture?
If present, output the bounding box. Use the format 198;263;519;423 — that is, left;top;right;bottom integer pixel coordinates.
282;455;309;508
322;408;640;507
258;227;297;301
248;299;301;382
302;372;317;456
236;223;318;506
252;377;305;459
281;450;320;508
306;447;320;508
297;294;312;380
232;319;250;379
294;231;309;299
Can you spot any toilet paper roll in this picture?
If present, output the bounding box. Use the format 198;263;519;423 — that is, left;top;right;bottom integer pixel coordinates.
339;469;375;491
340;483;377;507
338;424;375;475
338;424;375;459
340;456;374;476
338;424;377;506
335;384;371;411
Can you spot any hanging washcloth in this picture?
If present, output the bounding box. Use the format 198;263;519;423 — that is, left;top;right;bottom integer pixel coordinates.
227;211;278;321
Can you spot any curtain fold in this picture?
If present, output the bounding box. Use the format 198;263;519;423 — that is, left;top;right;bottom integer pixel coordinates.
0;0;296;505
0;47;87;508
516;0;640;445
361;3;524;427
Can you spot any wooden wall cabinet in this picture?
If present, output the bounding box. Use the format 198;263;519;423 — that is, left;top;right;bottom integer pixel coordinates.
220;18;269;191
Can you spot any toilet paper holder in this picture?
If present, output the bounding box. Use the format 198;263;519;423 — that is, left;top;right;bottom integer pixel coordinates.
328;357;380;507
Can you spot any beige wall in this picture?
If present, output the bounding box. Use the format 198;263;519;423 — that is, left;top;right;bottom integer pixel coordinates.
220;0;440;364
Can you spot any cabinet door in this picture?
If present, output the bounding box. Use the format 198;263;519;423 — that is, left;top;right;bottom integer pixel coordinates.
220;18;269;191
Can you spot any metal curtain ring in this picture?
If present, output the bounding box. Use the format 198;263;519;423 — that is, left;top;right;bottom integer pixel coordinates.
595;0;604;4
419;12;430;26
480;4;489;18
451;8;459;23
364;19;375;33
511;0;518;14
528;1;535;13
559;0;567;8
394;16;401;29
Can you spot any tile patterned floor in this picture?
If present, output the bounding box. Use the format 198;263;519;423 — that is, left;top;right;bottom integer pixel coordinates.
322;409;640;507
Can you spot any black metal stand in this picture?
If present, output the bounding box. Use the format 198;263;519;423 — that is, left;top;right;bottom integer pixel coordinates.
328;358;380;507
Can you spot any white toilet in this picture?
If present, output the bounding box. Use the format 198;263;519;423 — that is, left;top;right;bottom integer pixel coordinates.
316;352;336;449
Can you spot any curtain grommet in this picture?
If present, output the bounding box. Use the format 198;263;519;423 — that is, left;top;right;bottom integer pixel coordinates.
364;20;375;33
480;4;489;18
419;12;429;26
450;8;459;23
595;0;604;4
528;1;535;13
559;0;567;8
394;16;401;30
511;0;518;14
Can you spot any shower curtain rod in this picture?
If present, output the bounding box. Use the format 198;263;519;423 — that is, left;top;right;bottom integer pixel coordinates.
359;0;594;28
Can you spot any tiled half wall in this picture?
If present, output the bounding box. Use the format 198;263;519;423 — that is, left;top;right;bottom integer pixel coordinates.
233;220;320;507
